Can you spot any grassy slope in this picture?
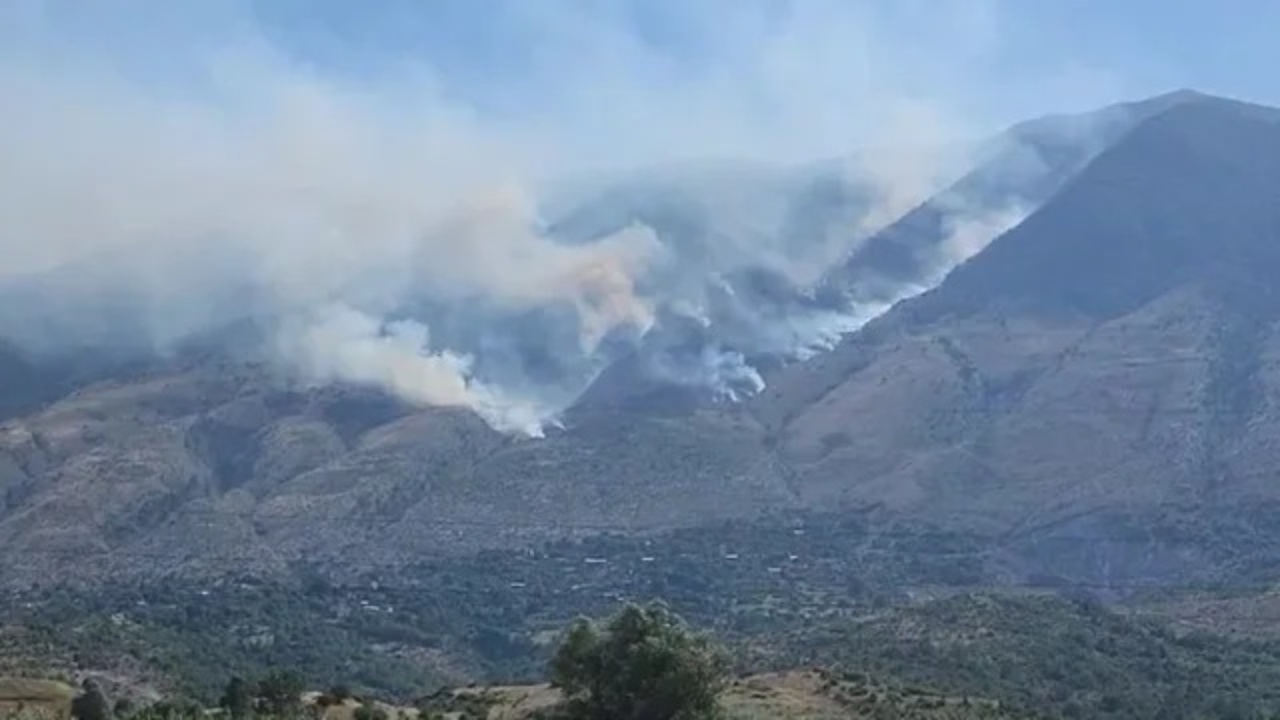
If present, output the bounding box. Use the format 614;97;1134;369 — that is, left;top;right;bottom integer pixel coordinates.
423;670;1025;720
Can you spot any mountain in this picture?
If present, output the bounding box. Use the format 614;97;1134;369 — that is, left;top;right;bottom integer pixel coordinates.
758;92;1280;580
3;90;1280;592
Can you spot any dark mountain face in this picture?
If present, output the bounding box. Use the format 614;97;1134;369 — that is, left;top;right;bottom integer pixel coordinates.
757;94;1280;585
4;91;1280;592
930;96;1280;321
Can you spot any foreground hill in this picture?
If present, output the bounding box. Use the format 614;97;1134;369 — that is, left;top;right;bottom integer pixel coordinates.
0;676;73;719
0;670;1023;720
427;671;1023;719
10;589;1280;719
792;593;1280;719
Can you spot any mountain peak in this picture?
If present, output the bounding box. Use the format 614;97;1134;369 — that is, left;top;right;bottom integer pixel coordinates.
1140;87;1212;107
1136;88;1280;124
918;88;1280;322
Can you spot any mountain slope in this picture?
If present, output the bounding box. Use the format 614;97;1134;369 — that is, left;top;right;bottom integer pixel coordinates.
0;361;792;583
4;92;1280;590
757;94;1280;579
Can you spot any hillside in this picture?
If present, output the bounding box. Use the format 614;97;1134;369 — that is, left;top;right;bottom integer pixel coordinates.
3;91;1280;594
13;591;1280;719
755;93;1280;584
793;593;1280;719
428;671;1025;719
0;670;1024;720
0;367;794;584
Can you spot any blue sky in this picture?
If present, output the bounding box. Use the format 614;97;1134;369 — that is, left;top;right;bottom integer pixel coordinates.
292;0;1280;119
4;0;1280;162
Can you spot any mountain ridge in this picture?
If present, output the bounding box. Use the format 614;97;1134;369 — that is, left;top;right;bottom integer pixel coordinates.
3;90;1280;591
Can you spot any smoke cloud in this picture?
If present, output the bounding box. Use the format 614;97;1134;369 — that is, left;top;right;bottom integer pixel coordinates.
0;1;1127;433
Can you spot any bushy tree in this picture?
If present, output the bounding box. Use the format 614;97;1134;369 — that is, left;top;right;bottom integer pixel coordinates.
220;677;254;720
549;602;726;720
255;670;305;717
71;680;112;720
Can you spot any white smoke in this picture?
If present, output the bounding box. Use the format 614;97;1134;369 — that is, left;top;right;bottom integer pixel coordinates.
933;203;1030;276
277;305;548;435
0;39;665;431
0;1;1127;433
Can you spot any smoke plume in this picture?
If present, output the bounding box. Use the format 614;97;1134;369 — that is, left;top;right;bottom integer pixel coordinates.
0;1;1127;433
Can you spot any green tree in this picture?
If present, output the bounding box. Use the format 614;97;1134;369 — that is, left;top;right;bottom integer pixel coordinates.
549;602;726;720
255;670;305;717
71;680;112;720
220;677;254;720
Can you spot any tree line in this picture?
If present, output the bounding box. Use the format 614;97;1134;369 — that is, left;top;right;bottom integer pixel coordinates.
31;603;725;720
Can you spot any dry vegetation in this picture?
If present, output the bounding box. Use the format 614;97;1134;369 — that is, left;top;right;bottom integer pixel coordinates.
0;677;75;720
351;671;1024;720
